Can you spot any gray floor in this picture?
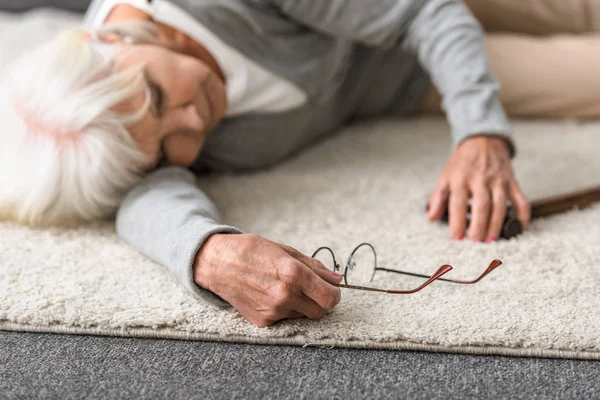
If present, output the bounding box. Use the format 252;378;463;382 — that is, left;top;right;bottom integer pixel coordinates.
1;331;599;399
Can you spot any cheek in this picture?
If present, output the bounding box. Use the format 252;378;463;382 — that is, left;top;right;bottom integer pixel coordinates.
112;88;162;160
126;115;162;160
172;76;197;99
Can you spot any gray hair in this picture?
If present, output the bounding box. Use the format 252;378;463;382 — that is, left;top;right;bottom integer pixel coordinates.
0;20;163;226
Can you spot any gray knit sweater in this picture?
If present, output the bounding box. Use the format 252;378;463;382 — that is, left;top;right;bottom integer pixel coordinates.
87;0;513;307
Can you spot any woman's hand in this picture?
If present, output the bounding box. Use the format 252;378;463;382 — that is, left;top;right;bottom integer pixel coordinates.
427;136;531;242
194;233;343;327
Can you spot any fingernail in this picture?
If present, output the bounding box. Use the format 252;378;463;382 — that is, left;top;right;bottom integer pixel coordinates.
332;271;343;278
454;235;464;241
486;236;497;243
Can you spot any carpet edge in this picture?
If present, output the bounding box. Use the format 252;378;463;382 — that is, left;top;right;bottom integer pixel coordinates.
1;322;599;361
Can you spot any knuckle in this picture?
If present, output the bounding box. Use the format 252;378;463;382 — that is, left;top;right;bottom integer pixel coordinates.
279;261;302;283
436;175;450;189
474;173;493;187
280;243;298;255
499;172;511;183
450;175;468;188
242;233;266;251
439;185;450;198
322;290;341;310
271;285;293;307
488;174;510;187
310;259;328;271
495;189;508;202
496;177;510;192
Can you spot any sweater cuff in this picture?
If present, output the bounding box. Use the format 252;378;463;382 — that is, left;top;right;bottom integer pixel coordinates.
446;92;516;158
171;222;243;308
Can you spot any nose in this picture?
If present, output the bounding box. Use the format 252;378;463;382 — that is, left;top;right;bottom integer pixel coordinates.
179;102;205;133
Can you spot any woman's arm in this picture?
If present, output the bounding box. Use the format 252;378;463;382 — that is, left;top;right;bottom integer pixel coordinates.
261;0;514;154
116;166;243;308
264;0;531;242
116;166;344;326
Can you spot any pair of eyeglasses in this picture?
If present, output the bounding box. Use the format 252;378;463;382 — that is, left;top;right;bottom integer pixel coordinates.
311;243;502;294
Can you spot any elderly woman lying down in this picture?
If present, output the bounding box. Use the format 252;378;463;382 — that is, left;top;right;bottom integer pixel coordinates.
1;0;599;327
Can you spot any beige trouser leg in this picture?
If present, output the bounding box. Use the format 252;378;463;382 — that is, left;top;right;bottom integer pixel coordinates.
420;0;600;118
463;0;600;34
420;34;600;118
487;34;600;117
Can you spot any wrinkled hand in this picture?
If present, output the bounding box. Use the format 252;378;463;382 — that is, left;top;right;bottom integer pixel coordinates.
427;136;531;242
194;233;343;327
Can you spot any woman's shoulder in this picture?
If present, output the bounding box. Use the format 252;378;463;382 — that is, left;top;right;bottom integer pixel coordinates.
171;0;302;34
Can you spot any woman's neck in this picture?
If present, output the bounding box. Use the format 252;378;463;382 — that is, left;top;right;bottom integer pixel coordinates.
103;4;226;83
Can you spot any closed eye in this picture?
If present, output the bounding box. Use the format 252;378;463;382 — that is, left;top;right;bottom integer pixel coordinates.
150;81;164;117
144;71;164;118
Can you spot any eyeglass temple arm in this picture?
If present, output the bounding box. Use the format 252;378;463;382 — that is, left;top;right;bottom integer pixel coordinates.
371;259;502;284
336;264;453;294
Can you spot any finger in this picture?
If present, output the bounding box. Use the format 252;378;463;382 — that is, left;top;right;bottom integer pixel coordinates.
468;185;491;242
279;244;330;272
300;266;342;311
509;180;531;230
448;183;469;240
427;181;450;221
486;184;508;242
291;294;328;320
279;244;344;285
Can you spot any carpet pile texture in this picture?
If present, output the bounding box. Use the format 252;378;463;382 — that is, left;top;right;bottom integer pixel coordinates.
1;9;600;360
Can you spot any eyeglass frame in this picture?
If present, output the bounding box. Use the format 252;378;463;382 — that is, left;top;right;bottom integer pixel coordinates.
311;242;502;294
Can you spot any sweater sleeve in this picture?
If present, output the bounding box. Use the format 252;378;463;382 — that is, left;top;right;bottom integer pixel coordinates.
262;0;515;156
115;166;243;308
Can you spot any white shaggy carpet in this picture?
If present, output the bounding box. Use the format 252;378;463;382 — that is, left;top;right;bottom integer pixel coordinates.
2;9;600;360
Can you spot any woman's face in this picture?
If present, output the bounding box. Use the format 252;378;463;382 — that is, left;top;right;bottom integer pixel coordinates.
111;40;228;169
